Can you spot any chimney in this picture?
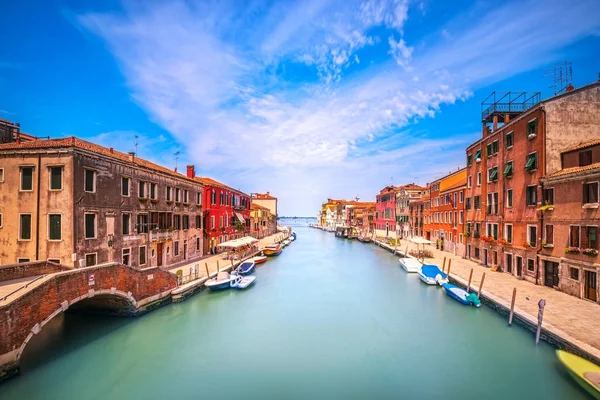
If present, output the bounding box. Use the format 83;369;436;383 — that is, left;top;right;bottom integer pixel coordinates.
186;164;195;178
566;84;574;92
128;152;135;162
267;191;270;195
110;147;114;153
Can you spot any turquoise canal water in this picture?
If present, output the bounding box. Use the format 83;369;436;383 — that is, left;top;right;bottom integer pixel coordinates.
0;227;590;399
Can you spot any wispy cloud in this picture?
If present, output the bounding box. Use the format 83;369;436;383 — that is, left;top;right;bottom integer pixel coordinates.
75;0;600;214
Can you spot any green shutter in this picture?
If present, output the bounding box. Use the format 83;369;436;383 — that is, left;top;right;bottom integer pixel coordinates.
49;215;61;240
489;168;498;181
50;167;62;190
20;215;31;240
486;143;492;157
21;167;33;191
525;156;535;170
474;150;481;160
503;163;513;176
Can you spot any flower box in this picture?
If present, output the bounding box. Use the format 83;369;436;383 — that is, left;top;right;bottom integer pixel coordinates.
150;199;159;204
539;204;554;212
497;239;509;246
565;247;581;254
542;244;554;249
582;248;598;256
138;197;148;202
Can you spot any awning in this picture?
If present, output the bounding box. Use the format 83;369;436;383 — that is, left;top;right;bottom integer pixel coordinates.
410;237;434;245
234;212;245;224
217;236;258;249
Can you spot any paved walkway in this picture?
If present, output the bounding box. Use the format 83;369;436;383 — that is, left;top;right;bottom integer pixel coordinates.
378;239;600;361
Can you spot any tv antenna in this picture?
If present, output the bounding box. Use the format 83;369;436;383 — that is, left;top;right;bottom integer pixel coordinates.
174;151;180;171
134;135;139;155
355;194;360;201
544;61;573;96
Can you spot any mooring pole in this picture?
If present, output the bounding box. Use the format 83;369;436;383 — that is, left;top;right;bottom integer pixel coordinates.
477;272;486;298
536;299;546;345
442;257;447;273
467;268;473;293
509;288;517;326
205;262;210;278
447;259;451;279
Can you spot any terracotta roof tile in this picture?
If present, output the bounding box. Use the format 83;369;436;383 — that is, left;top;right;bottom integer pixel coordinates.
253;192;277;200
250;203;271;211
195;176;248;195
547;162;600;178
562;140;600;154
440;180;466;193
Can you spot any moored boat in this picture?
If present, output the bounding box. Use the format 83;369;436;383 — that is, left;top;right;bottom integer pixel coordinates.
442;283;481;307
357;236;372;243
235;261;256;276
399;256;422;273
282;239;291;247
263;244;283;256
556;350;600;399
230;275;257;290
292;231;297;240
419;265;448;285
205;271;235;291
251;255;267;264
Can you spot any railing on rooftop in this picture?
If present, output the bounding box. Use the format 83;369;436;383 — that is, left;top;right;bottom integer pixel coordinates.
481;91;541;123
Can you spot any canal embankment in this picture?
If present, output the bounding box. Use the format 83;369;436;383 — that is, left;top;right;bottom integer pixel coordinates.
371;238;600;365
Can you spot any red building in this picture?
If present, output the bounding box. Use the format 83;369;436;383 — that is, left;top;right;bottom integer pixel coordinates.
375;186;397;238
191;168;251;254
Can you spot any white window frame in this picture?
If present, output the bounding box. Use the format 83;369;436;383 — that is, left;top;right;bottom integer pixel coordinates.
219;216;223;228
527;258;535;272
0;212;3;228
138;181;146;198
0;167;3;183
487;166;498;183
506;131;514;149
18;213;32;241
48;213;63;241
48;258;61;264
467;176;472;188
20;166;35;192
121;176;131;197
506;189;513;208
583;181;599;205
459;211;464;224
122;212;131;236
166;186;173;201
477;172;482;186
84;168;96;193
211;216;215;229
139;245;147;266
122;248;131;266
149;182;157;200
459;191;464;203
175;188;181;202
504;223;513;243
85;212;97;239
197;192;202;205
184;190;189;204
174;241;180;256
48;165;64;191
527;224;537;247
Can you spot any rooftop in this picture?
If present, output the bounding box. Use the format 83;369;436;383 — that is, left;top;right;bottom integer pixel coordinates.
562;139;600;154
546;162;600;179
253;192;277;200
196;176;248;195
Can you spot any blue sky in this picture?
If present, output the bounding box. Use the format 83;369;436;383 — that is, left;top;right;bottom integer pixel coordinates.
1;0;599;216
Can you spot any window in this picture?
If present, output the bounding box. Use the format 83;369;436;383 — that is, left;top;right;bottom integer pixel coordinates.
176;188;181;202
526;186;537;206
465;197;472;210
503;161;513;178
506;189;513;208
570;268;579;280
184;190;189;203
84;169;96;193
182;215;190;230
196;237;201;251
85;213;96;239
474;247;480;259
0;168;3;182
139;246;147;265
579;150;592;167
137;214;149;233
85;253;97;267
487;192;498;214
488;167;498;182
139;181;146;198
545;224;554;245
525;152;537;172
487;223;498;240
0;213;2;228
459;211;464;224
474;149;482;161
211;190;217;205
506;131;514;148
527;259;535;272
121;213;130;235
18;258;31;263
486;140;499;157
122;248;131;266
21;167;33;191
174;215;181;230
467;154;473;166
583;182;599;204
459;191;464;203
48;214;62;240
477;172;481;186
150;183;157;200
195;215;201;228
505;224;513;244
122;177;130;196
49;167;62;190
527;225;537;247
167;186;172;201
174;241;180;256
197;192;202;204
48;258;61;264
211;216;215;229
582;226;598;249
528;119;537;137
474;195;481;209
20;214;32;240
543;188;554;205
219;216;223;228
569;225;580;247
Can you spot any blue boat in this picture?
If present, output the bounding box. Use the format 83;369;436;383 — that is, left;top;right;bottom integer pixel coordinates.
442;283;481;307
205;272;235;291
235;261;256;276
418;265;448;285
292;231;297;240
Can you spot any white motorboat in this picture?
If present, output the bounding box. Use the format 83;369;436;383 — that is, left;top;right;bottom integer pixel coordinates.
399;256;422;273
230;275;256;290
205;271;235;291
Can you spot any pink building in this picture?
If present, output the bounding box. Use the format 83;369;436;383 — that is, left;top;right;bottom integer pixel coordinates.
375;186;397;237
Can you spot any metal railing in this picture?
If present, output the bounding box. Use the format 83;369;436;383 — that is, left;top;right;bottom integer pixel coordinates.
1;274;46;301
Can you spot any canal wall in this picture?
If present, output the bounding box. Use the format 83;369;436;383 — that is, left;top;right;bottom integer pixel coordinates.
370;239;600;366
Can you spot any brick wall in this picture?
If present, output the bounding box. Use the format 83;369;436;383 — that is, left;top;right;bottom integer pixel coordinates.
0;261;70;282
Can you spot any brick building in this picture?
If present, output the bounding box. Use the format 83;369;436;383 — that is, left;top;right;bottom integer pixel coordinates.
539;141;600;303
0;134;204;268
375;186;397;238
408;187;429;238
395;183;427;239
427;169;466;253
198;177;251;254
464;81;600;283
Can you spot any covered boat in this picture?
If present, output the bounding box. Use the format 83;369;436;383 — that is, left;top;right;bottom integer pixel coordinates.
357;236;372;243
442;283;481;307
205;271;235;291
251;255;267;264
399;256;422;273
419;265;448;285
230;275;256;290
556;350;600;399
235;261;256;276
263;244;282;256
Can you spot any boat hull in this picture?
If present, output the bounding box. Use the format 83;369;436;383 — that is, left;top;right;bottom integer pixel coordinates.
442;284;481;307
419;265;449;286
399;257;421;273
264;249;282;256
231;276;256;290
556;350;600;399
205;279;233;291
236;262;256;276
251;256;267;264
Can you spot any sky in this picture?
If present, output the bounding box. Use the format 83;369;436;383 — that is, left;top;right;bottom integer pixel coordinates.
1;0;600;216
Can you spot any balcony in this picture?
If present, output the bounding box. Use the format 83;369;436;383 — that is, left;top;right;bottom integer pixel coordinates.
150;230;173;242
233;205;246;211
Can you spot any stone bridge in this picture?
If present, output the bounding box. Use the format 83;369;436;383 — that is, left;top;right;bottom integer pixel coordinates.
0;261;177;381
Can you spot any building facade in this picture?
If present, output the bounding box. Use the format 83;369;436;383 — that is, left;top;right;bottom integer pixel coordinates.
427;169;466;254
251;192;278;218
395;184;427;239
0;136;204;268
409;187;429;238
250;203;276;239
375;186;397;237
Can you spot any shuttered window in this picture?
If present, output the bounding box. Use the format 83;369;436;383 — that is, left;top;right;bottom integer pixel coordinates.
49;214;61;240
20;214;32;240
50;167;62;190
21;167;33;191
545;225;553;245
569;225;580;248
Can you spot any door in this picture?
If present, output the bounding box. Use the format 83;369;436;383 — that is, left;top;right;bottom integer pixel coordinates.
585;271;597;302
483;249;488;266
157;243;163;267
493;251;498;266
544;261;559;288
506;254;513;274
183;242;188;261
516;257;523;277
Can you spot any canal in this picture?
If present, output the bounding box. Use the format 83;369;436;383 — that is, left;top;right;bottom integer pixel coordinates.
0;227;589;399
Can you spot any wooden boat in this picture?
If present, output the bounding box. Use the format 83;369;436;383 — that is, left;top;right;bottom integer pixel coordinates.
234;261;256;276
556;350;600;399
399;256;422;273
250;255;267;264
357;236;372;243
442;283;481;307
205;271;235;291
263;244;282;256
419;265;448;285
230;275;256;290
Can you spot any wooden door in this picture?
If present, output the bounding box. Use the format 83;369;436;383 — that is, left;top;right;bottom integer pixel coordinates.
516;257;523;277
157;243;163;267
483;249;488;266
506;254;513;274
183;243;188;260
544;261;559;287
585;271;597;302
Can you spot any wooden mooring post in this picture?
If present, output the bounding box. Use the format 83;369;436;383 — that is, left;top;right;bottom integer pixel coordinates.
442;257;447;273
205;262;210;278
508;288;517;326
477;272;486;298
467;268;473;293
446;259;451;278
536;299;546;345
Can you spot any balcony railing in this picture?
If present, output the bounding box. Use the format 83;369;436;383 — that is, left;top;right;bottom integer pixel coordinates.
150;230;173;241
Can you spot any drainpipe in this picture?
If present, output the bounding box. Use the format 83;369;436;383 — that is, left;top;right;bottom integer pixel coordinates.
536;109;548;286
35;154;41;261
73;155;78;268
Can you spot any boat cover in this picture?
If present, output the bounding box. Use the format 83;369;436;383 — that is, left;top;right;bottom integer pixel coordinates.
420;265;447;278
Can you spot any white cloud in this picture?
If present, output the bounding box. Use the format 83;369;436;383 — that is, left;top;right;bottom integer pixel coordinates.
76;0;600;215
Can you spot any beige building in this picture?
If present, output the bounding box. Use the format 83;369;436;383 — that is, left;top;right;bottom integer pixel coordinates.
0;131;204;268
251;192;278;217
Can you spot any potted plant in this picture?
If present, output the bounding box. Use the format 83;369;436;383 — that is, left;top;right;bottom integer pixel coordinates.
138;197;148;202
539;201;554;212
168;226;175;232
565;247;580;254
473;231;480;239
464;231;471;238
498;238;509;246
582;248;598;256
150;199;159;204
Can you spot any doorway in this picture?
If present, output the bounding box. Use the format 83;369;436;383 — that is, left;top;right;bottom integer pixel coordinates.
157;243;163;267
506;254;513;274
183;241;188;261
544;261;559;288
585;270;597;302
483;249;488;266
493;251;498;266
516;256;523;277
